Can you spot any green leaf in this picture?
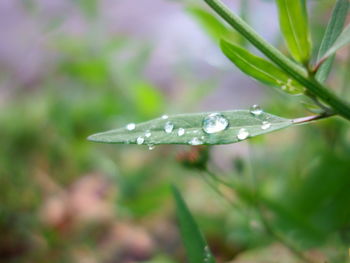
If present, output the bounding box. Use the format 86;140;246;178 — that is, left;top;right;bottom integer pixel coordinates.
316;0;349;83
322;23;350;60
204;0;350;121
275;0;312;63
88;110;293;145
220;39;305;95
172;186;216;263
187;6;237;42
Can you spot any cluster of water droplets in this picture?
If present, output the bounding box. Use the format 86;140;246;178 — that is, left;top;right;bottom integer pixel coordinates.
125;106;272;148
203;246;213;262
250;104;272;131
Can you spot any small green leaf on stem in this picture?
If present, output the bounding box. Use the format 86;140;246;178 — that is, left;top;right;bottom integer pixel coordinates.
88;110;293;146
322;24;350;62
316;0;349;83
220;39;305;94
187;6;237;42
172;186;216;263
204;0;350;121
275;0;312;64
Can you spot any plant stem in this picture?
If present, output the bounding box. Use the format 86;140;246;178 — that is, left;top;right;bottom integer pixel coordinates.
204;0;350;121
292;112;335;124
256;204;315;263
246;152;315;263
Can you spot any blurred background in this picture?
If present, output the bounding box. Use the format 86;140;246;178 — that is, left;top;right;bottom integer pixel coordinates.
1;0;350;262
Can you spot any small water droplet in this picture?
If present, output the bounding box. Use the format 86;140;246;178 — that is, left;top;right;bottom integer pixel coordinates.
164;121;174;133
145;130;152;137
261;121;271;130
136;137;144;145
161;115;169;120
237;128;249;140
148;144;155;150
250;105;263;116
202;113;229;134
178;128;185;136
189;137;203;145
126;123;136;131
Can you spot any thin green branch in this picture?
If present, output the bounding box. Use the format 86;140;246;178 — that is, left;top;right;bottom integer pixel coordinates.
292;112;335;125
247;153;316;263
256;204;315;263
204;0;350;121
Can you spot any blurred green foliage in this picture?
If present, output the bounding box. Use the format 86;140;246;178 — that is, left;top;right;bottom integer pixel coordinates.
1;0;350;263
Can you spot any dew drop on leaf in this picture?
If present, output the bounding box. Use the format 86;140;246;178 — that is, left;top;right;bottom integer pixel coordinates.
189;137;203;145
161;114;169;120
202;113;229;134
164;121;174;133
178;128;185;136
261;121;271;130
136;137;144;145
237;128;249;140
250;105;263;116
126;123;136;131
145;130;152;137
148;144;155;150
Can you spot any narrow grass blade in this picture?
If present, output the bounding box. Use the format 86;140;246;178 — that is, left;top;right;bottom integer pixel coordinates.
322;24;350;61
172;186;216;263
220;39;304;94
275;0;312;64
316;0;349;83
88;110;293;146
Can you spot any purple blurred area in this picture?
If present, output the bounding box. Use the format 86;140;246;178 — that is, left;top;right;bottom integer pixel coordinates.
0;0;280;109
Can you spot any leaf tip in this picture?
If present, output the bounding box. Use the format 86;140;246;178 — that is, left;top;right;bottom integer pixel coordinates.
87;133;99;142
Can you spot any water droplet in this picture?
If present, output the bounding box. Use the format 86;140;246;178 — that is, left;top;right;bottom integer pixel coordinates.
261;121;271;130
148;144;155;150
237;128;249;140
164;121;174;133
189;137;203;145
202;113;229;134
161;115;168;120
126;123;136;131
136;137;144;145
250;105;263;116
145;130;152;137
178;128;185;136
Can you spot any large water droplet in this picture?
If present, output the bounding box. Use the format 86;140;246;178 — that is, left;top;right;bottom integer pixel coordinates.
164;121;174;133
189;137;203;145
261;121;271;130
161;115;169;120
126;123;136;131
202;113;229;134
250;105;263;116
136;137;144;145
145;130;152;137
237;128;249;140
178;128;185;136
